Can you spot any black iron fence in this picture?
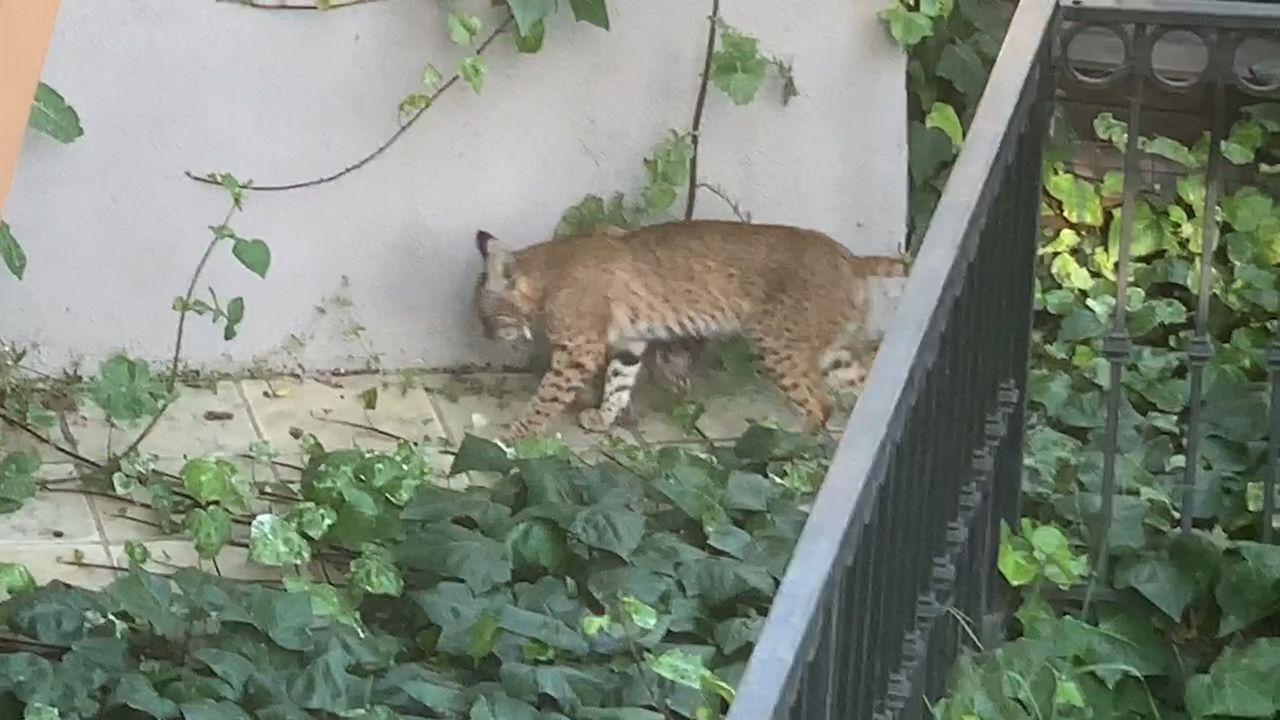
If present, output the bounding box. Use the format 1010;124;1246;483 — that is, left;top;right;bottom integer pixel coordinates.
728;0;1280;718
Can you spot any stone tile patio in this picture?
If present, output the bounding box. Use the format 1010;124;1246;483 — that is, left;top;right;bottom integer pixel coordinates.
0;371;814;591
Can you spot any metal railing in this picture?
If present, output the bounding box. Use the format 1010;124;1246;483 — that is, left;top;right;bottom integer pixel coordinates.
729;0;1280;717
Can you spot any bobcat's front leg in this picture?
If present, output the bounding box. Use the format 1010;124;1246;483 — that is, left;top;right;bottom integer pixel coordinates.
504;341;605;441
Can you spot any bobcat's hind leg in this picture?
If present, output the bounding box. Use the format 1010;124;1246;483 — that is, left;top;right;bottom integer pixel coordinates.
578;340;647;433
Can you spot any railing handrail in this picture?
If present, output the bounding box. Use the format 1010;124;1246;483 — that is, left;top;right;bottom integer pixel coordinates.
1063;0;1280;28
725;0;1059;716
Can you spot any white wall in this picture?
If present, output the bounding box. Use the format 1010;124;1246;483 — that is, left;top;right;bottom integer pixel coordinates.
4;0;906;374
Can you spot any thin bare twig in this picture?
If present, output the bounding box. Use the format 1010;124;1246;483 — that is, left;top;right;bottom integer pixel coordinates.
110;203;238;465
185;14;515;193
310;413;409;442
684;0;722;221
215;0;387;9
695;182;751;222
239;454;306;473
0;412;103;468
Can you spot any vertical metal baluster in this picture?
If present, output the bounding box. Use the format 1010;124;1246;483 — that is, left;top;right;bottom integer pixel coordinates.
1094;25;1146;582
1266;339;1280;542
857;508;884;716
1182;68;1228;534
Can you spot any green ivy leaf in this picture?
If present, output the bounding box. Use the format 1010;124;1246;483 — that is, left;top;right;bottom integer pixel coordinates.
178;701;252;720
223;296;245;341
231;237;271;279
505;0;555;38
878;4;934;48
88;353;172;423
402;525;511;593
1115;552;1196;621
1049;253;1094;291
1058;308;1106;342
373;664;466;716
1046;172;1103;226
448;12;479;45
249;513;312;566
724;471;776;512
29;82;84;143
449;434;513;476
570;505;645;560
351;544;404;596
0;561;36;595
184;506;233;560
506;519;567;573
182;457;249;509
998;538;1038;587
1216;542;1280;636
498;605;589;654
648;648;707;689
1185;638;1280;718
469;693;541;720
1223;187;1275;232
1221;120;1265;165
399;93;431;117
124;540;150;565
909;122;955;184
641;131;693;214
936;41;988;100
1106;201;1165;259
290;649;373;712
23;704;60;720
0;221;27;280
1093;111;1125;145
1138;136;1197;167
286;501;337;540
110;672;180;718
0;450;39;513
569;0;610;29
579;709;664;720
514;19;545;53
1041;288;1077;315
925;102;964;149
467;611;500;660
619;594;659;630
556;193;632;236
711;28;768;106
421;63;443;91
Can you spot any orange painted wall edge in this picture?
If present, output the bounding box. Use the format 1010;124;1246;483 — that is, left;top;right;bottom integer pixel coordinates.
0;0;63;218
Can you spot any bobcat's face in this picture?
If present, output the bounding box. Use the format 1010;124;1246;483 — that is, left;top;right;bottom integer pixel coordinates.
474;230;535;343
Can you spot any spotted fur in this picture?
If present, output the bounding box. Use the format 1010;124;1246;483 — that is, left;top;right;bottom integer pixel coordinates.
473;220;908;440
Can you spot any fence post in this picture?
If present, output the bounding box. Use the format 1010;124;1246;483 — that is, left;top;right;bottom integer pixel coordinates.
0;0;63;217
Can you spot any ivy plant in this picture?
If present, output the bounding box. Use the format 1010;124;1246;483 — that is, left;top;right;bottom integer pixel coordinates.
934;98;1280;719
0;424;830;719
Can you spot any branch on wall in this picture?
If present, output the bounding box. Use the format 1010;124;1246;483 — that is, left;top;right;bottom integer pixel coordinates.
696;182;751;223
684;0;722;221
214;0;390;10
185;13;514;192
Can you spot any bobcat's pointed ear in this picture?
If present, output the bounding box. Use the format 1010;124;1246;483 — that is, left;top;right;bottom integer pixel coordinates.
476;230;497;259
477;230;515;289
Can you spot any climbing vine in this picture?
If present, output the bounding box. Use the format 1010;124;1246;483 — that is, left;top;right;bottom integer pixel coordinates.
879;0;1015;250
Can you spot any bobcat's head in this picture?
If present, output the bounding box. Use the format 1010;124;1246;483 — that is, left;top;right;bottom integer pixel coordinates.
473;230;537;343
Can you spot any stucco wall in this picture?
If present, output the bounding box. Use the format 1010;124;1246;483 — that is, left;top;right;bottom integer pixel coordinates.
4;0;906;374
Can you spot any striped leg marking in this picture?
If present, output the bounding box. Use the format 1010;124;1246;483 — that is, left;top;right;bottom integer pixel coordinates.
578;341;646;433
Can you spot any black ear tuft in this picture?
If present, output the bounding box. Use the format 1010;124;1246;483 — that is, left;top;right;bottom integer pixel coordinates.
476;230;496;258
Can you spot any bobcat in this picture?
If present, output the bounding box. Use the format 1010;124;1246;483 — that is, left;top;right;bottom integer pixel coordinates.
473;220;908;441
